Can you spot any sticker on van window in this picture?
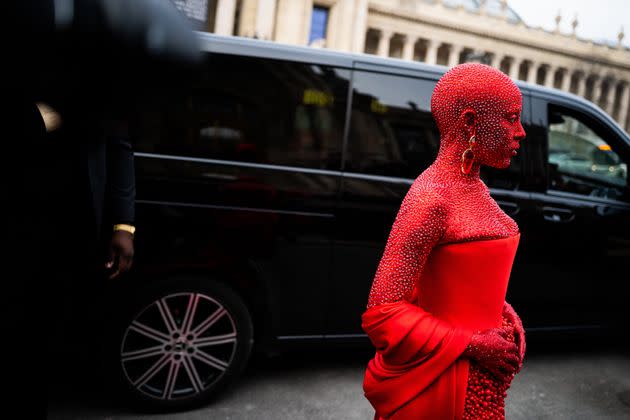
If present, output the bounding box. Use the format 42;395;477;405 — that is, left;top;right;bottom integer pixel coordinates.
371;99;388;114
303;89;334;107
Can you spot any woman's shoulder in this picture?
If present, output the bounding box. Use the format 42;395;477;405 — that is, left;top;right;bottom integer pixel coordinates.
398;175;451;222
408;172;453;202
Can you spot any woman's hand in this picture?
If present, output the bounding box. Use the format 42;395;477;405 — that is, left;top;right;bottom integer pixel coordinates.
503;301;526;366
463;327;520;382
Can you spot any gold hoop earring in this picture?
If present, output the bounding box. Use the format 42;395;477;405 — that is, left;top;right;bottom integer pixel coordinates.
461;134;476;175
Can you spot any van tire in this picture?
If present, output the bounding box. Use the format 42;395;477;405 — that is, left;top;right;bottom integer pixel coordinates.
110;276;253;412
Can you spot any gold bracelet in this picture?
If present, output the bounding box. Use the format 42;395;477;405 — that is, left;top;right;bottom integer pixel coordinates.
113;224;136;236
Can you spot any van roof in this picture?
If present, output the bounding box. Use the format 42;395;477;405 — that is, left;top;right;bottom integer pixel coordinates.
197;32;574;97
197;32;626;137
198;31;443;75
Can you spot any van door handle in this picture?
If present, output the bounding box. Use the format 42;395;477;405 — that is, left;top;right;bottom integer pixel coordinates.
496;200;520;216
542;206;575;223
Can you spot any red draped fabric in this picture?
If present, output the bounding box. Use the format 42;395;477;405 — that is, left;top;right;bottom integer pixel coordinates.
362;301;472;419
362;233;520;419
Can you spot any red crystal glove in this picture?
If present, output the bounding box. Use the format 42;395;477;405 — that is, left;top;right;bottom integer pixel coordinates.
463;327;520;383
502;301;526;369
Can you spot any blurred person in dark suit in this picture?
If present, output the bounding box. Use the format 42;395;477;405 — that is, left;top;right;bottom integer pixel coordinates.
5;1;200;417
45;105;137;354
3;97;137;419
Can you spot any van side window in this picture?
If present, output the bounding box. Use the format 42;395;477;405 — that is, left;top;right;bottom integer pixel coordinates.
345;71;439;179
134;53;349;170
548;108;629;201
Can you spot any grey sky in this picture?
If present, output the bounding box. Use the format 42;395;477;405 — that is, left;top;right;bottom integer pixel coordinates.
508;0;629;48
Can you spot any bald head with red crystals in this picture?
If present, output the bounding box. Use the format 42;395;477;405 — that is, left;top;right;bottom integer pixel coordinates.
431;63;525;171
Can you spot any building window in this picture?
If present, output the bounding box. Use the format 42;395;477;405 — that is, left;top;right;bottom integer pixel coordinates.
309;6;329;46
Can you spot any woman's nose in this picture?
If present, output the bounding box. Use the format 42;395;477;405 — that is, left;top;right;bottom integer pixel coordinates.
515;124;526;141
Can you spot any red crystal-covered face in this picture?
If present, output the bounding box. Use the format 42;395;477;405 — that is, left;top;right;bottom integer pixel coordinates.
475;94;525;168
431;63;526;170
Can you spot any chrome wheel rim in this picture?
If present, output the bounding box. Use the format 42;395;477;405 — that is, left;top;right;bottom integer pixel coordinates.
120;292;237;400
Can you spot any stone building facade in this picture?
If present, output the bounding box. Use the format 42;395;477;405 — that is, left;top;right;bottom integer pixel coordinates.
197;0;630;132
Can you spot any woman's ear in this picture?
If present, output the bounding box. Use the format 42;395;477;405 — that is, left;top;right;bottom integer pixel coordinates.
461;108;477;137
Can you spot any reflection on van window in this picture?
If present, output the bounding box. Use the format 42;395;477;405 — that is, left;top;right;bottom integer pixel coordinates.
346;71;439;178
548;111;628;200
134;54;349;171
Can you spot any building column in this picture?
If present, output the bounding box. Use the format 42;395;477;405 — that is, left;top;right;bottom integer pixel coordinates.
328;0;358;51
255;0;277;40
377;29;392;57
561;68;572;91
489;52;501;68
274;0;311;45
604;79;616;115
592;77;603;105
350;0;369;53
402;35;418;61
425;39;439;65
237;0;257;37
448;44;463;67
215;0;236;36
577;73;587;97
526;61;536;84
509;57;522;80
544;65;555;88
618;82;630;130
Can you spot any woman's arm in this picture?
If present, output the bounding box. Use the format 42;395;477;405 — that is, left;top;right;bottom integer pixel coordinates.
367;187;447;308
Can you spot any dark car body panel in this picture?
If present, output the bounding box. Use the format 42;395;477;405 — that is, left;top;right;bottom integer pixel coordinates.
131;33;630;352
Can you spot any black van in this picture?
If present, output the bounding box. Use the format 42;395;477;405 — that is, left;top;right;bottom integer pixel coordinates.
112;32;630;409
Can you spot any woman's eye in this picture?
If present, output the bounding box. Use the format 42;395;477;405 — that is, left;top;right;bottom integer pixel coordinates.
508;115;518;123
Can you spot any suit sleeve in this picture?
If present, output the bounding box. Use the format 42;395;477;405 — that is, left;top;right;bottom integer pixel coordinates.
105;120;136;225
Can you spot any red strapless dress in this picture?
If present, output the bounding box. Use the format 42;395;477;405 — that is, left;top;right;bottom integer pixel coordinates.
362;232;521;419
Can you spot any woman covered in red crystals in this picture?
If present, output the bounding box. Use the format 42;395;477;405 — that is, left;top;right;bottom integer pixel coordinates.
361;63;527;420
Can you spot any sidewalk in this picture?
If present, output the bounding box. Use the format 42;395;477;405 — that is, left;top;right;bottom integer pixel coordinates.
48;342;630;419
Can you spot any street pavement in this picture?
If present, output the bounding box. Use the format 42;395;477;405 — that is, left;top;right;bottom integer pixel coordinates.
48;339;630;419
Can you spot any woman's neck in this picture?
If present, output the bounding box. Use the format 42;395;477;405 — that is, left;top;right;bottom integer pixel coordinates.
429;134;483;185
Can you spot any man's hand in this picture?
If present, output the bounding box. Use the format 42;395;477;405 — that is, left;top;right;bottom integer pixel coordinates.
503;301;526;366
106;230;134;279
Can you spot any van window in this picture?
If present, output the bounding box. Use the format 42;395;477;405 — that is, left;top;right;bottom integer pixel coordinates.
134;53;350;171
345;71;524;189
548;107;629;201
345;71;439;178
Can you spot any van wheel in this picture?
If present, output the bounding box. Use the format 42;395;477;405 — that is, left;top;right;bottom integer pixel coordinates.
115;277;253;410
